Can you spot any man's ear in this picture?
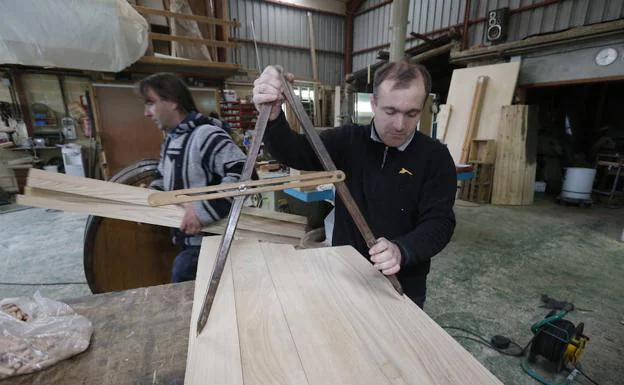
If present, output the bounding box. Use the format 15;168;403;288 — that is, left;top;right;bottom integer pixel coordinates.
370;94;377;110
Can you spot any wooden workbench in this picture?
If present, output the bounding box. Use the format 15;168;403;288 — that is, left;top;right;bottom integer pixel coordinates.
2;282;194;385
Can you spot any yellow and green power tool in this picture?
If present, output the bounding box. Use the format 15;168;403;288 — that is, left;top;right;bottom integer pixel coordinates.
521;309;590;385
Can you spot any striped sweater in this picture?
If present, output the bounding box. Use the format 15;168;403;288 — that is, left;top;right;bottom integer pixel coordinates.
150;111;246;246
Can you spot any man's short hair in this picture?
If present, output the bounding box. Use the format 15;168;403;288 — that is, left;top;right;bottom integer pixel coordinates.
373;61;432;98
137;73;197;113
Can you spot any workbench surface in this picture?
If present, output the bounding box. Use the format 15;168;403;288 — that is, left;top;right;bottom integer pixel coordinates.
2;282;194;385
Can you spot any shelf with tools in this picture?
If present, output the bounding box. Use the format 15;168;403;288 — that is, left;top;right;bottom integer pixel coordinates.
219;101;258;131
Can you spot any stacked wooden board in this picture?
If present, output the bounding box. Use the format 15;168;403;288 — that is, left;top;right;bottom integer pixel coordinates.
186;236;504;385
17;169;307;245
436;62;538;205
439;61;521;163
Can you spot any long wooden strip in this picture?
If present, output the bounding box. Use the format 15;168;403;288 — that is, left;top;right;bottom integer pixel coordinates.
147;170;343;206
185;237;243;385
28;168;151;205
17;188;302;244
459;76;488;164
260;242;393;385
28;168;308;227
133;5;240;27
231;242;309;385
150;32;239;48
138;55;240;69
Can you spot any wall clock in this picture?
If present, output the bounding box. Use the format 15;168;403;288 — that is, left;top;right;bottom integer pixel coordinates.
595;47;618;66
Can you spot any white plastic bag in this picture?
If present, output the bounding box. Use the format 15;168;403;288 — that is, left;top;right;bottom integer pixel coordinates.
0;292;93;379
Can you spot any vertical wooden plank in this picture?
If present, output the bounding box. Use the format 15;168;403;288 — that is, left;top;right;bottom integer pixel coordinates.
419;94;433;137
437;104;452;142
185;236;243;385
460;76;488;164
9;70;34;137
231;243;310;385
87;85;109;180
491;105;537;205
307;12;319;83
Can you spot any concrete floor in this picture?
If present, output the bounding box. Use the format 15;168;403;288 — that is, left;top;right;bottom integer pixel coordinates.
0;197;622;385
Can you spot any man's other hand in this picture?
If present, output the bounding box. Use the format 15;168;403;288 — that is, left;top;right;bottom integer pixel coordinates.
369;237;402;275
252;65;295;121
180;203;202;235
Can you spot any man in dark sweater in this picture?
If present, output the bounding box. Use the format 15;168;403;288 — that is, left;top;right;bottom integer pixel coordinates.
253;61;456;308
138;73;246;282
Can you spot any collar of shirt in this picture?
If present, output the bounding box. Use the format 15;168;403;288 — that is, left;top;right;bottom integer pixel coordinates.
370;120;415;152
168;111;199;137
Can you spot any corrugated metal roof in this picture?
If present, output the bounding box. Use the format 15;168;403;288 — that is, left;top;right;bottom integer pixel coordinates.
352;0;624;72
227;0;344;85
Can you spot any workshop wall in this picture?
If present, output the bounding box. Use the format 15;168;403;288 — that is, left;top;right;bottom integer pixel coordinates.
352;0;624;73
228;0;345;86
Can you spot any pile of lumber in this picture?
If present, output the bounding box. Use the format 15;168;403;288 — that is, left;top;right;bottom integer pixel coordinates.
186;236;504;385
17;169;307;245
436;62;537;205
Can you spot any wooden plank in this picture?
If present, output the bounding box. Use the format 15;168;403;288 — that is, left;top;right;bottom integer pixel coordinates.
185;239;501;385
444;62;520;163
418;94;433;137
307;12;318;82
87;85;109;180
17;187;304;243
231;243;309;385
138;55;240;69
132;5;239;27
186;239;504;384
185;237;243;385
150;32;239;48
261;243;395;385
459;76;488;164
259;242;503;385
491;105;537;205
437;104;452;142
27;168;311;230
28;168;152;205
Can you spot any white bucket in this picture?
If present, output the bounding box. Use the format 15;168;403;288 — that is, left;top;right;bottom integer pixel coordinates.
561;167;596;200
43;165;58;173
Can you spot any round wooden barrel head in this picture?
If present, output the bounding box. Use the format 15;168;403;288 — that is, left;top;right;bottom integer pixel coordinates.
83;160;178;293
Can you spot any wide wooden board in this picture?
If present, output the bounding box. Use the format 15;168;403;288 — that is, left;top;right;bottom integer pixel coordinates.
491;105;538;205
444;62;520;163
186;238;504;385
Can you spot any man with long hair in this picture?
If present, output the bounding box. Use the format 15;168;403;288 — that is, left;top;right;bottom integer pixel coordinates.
138;73;246;282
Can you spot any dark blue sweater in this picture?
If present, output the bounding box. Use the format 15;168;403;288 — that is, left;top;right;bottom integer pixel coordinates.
265;112;457;301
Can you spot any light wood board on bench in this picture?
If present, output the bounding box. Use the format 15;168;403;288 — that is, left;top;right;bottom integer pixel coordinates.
186;237;504;385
